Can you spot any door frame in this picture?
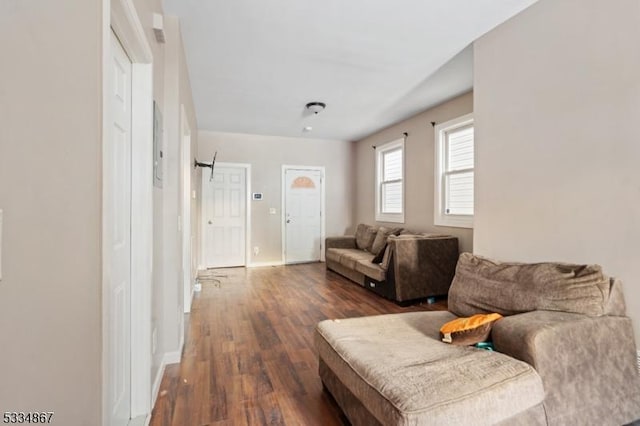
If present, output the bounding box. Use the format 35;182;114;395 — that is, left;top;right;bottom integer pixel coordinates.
200;162;252;269
180;105;193;313
103;0;153;423
281;165;326;264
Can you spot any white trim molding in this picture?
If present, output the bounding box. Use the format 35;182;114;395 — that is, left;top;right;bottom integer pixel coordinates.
375;138;405;224
180;105;193;314
163;350;183;365
149;349;183;426
248;261;285;268
104;0;154;424
110;0;152;63
434;113;474;229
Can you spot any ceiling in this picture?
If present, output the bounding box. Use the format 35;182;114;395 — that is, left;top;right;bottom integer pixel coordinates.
162;0;537;141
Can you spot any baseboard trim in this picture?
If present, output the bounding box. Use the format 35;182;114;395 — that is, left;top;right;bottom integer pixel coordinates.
178;326;185;359
247;261;284;268
164;350;182;365
149;346;184;424
150;361;166;421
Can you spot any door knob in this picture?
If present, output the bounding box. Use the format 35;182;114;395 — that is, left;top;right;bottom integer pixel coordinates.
286;219;291;223
208;220;212;224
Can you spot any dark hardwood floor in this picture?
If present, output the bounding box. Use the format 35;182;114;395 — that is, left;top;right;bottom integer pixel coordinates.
149;263;447;426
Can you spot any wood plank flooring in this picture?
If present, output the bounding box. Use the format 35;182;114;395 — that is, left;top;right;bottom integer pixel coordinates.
149;263;447;426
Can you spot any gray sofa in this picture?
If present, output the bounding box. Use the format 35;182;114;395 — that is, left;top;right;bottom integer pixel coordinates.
315;253;640;425
325;224;459;305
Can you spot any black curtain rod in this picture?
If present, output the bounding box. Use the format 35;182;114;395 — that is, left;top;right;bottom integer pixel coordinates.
372;132;408;149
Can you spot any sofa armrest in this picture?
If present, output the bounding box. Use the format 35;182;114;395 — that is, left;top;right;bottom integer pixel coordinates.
388;235;458;301
492;311;640;425
325;236;357;249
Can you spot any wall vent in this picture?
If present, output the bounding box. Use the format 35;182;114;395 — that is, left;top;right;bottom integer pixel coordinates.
152;13;166;44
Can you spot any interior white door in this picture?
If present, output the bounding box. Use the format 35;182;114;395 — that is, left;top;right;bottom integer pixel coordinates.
106;31;132;426
284;169;322;264
202;166;246;268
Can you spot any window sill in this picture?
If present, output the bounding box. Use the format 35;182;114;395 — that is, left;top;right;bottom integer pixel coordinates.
434;215;473;229
376;212;405;224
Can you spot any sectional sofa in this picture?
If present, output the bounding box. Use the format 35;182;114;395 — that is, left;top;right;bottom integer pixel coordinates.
325;224;459;304
316;253;640;425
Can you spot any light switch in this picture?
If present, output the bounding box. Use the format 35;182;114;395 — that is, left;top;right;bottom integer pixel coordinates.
269;208;276;215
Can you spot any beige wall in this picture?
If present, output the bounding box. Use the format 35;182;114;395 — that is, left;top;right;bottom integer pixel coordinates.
130;0;170;383
129;0;199;390
0;1;102;424
198;131;353;264
474;0;640;344
353;92;474;252
0;0;198;423
157;15;199;377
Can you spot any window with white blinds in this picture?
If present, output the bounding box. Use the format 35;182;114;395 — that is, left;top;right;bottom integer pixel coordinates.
376;138;405;223
434;114;474;228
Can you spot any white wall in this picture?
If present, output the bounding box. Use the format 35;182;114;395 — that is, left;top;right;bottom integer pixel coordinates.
198;131;353;265
474;0;640;344
354;92;474;252
0;1;102;424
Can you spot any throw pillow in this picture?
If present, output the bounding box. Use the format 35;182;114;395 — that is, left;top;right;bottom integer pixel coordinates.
439;313;503;346
448;253;610;318
371;244;387;264
370;226;403;255
355;224;378;250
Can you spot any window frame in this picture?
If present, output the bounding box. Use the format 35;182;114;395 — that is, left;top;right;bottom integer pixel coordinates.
434;113;474;228
375;138;405;223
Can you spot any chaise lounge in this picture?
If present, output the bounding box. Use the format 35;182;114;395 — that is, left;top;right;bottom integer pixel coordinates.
315;253;640;425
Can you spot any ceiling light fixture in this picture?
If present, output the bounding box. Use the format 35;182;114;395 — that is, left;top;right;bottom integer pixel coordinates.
305;102;326;114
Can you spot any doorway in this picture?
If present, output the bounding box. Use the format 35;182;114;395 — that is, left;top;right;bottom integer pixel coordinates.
201;163;251;268
282;166;325;264
105;1;154;424
180;106;193;313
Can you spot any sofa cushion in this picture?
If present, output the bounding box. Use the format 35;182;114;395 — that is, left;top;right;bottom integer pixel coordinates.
316;312;545;425
354;259;386;282
325;248;344;264
370;226;402;256
380;243;393;270
371;244;387;264
449;253;610;317
355;224;378;251
440;313;503;346
333;249;376;269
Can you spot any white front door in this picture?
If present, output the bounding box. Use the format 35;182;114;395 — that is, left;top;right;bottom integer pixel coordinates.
106;31;132;426
284;168;323;264
202;165;247;268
